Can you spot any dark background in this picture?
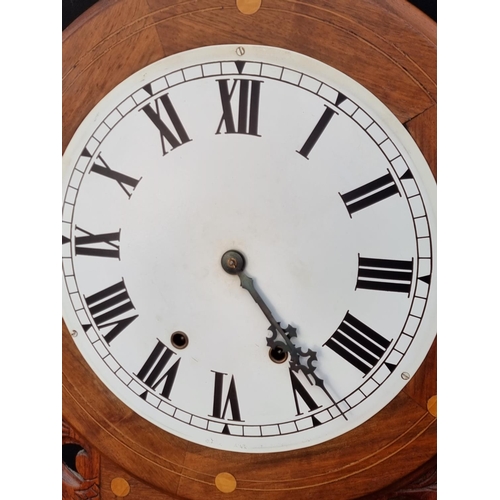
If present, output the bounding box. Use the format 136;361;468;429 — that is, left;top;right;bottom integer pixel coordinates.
63;0;436;31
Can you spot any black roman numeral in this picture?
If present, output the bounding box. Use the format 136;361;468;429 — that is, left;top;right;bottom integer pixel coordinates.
84;279;138;343
340;171;400;216
135;340;180;400
357;256;413;294
297;106;338;159
89;154;141;199
74;226;120;259
289;369;321;415
216;79;262;136
210;371;243;421
141;94;191;155
324;312;391;375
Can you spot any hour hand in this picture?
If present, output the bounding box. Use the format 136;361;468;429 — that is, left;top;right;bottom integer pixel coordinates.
221;250;297;355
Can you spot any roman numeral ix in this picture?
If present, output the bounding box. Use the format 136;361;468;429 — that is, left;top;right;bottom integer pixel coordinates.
84;279;138;344
216;79;262;136
74;226;120;259
324;312;391;375
141;93;191;155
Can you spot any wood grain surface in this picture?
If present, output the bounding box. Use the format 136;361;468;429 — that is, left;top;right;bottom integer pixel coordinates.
62;1;437;498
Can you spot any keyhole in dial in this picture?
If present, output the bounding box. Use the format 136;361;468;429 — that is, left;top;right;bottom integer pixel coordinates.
171;331;189;349
269;346;288;364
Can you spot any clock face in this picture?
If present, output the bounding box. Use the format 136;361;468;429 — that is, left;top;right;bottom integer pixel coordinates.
62;45;436;454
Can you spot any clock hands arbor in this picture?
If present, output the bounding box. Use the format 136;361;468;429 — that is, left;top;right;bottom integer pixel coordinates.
221;250;347;420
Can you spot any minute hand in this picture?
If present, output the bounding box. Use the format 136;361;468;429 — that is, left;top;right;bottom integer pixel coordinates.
237;272;297;354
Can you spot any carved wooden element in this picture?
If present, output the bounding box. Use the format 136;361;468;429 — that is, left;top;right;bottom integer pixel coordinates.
63;420;100;500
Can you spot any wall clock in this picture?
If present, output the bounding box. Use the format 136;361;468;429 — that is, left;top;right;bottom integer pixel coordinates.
62;0;436;498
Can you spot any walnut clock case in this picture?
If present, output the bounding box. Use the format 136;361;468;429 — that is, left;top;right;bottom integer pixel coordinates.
62;1;437;499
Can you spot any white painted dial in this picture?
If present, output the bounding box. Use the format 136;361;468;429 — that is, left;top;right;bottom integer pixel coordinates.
62;45;436;453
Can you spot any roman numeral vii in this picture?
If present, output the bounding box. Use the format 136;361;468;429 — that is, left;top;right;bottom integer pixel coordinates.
135;340;181;400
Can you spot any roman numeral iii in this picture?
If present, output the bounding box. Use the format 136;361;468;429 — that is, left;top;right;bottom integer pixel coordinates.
141;94;191;155
216;79;262;136
340;171;400;215
84;279;138;343
324;312;391;375
356;256;413;294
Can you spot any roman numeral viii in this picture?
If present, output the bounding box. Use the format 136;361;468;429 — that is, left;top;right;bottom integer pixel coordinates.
324;312;391;375
84;279;138;344
210;371;243;421
74;226;120;259
340;171;400;216
357;256;413;294
135;340;181;400
216;79;262;136
141;94;191;155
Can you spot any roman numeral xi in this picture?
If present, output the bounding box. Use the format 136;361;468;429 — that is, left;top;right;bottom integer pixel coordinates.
141;93;191;155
